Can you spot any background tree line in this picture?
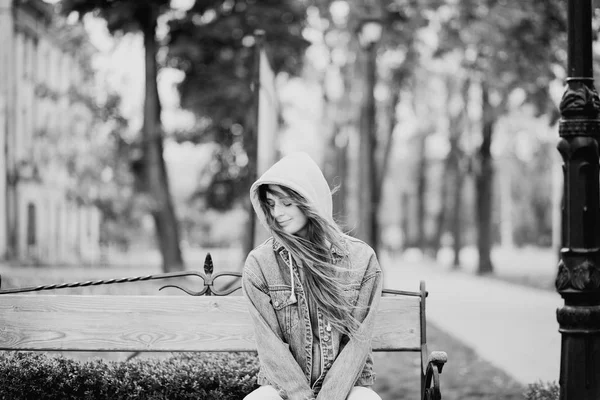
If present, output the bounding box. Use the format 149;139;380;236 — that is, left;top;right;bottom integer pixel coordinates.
56;0;600;274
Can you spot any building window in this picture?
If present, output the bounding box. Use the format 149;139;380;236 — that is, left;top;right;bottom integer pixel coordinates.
20;34;27;79
27;202;36;246
56;204;62;256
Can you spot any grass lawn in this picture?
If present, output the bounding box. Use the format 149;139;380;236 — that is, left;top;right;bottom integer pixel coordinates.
373;322;525;400
437;245;557;292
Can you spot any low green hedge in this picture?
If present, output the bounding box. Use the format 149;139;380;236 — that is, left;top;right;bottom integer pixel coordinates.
525;381;559;400
0;352;566;400
0;352;259;400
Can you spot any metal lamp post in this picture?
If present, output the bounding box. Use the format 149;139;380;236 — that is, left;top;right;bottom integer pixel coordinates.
358;19;382;249
555;0;600;398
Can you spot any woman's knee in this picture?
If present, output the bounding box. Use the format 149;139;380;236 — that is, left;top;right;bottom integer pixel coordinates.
346;386;382;400
244;385;284;400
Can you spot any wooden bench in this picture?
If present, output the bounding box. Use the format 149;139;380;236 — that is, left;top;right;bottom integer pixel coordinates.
0;254;447;400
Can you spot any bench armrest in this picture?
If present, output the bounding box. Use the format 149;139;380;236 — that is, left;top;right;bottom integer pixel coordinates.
428;351;448;372
422;349;448;400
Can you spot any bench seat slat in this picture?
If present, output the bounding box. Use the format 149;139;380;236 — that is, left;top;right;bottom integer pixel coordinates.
0;295;421;352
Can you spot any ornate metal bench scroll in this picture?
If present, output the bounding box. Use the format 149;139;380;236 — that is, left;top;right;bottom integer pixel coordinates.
0;253;242;296
0;253;425;297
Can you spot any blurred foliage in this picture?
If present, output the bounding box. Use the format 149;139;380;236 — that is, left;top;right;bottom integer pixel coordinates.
66;94;144;248
60;0;187;272
436;0;567;118
165;0;310;210
511;140;555;247
26;9;144;249
51;0;600;253
421;0;568;269
524;381;559;400
180;206;248;248
59;0;172;34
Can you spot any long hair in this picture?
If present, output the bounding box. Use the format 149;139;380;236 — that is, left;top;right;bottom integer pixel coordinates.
257;184;362;337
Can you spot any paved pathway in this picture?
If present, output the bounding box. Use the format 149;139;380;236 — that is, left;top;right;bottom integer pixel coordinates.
379;254;562;386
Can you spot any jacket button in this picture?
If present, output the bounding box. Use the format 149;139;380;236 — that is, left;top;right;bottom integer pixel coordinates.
274;301;280;307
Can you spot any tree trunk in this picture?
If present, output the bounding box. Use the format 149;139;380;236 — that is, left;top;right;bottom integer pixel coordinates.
431;157;449;257
401;192;410;249
376;88;399;204
363;43;378;251
476;82;495;274
337;138;348;218
372;86;399;252
321;71;345;222
141;11;184;272
242;36;262;259
416;132;428;252
242;125;258;259
451;162;465;268
327;125;349;223
447;76;469;268
498;165;514;248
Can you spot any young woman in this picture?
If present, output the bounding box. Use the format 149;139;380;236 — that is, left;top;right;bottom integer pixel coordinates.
242;152;383;400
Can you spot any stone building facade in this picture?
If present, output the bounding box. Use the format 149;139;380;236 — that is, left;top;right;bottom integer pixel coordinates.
0;0;100;264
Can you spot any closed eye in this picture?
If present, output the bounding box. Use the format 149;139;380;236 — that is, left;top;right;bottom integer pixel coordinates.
266;198;293;208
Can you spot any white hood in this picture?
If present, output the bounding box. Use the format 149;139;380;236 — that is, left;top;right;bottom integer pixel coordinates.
250;152;334;231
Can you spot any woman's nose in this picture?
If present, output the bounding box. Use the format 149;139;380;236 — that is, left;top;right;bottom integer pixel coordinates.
272;204;285;217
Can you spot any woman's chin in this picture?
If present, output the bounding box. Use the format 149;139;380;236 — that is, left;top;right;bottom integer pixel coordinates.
291;227;309;238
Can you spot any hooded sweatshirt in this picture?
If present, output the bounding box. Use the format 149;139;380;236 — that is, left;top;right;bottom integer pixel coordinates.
250;151;335;229
243;151;383;400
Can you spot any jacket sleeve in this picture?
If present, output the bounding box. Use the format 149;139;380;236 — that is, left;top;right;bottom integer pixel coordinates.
316;252;383;400
243;253;315;400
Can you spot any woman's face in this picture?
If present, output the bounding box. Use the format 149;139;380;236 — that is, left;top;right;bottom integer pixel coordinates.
265;185;308;236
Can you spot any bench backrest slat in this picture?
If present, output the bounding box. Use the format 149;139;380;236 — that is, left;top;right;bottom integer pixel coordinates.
0;295;421;352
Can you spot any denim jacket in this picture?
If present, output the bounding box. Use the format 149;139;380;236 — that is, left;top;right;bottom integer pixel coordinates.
242;236;383;400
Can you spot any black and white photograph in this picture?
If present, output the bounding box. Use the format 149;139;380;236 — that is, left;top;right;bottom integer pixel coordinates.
0;0;595;399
